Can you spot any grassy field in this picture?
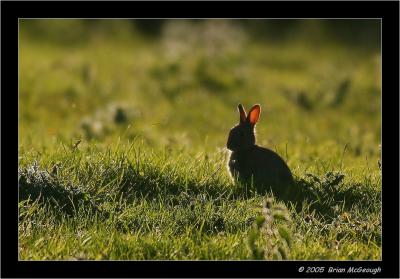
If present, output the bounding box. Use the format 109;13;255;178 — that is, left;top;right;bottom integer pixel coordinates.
18;19;381;260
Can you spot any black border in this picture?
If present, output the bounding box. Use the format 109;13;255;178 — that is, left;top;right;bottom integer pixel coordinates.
2;1;399;278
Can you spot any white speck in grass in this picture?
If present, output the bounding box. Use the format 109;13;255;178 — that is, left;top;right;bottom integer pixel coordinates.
92;121;103;133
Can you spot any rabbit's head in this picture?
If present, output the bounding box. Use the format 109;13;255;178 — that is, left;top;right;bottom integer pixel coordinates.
227;104;261;151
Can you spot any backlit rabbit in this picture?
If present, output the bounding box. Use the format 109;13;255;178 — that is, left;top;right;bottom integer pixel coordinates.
227;104;294;192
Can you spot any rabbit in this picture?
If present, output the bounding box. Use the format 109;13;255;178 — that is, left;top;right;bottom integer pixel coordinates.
227;103;294;193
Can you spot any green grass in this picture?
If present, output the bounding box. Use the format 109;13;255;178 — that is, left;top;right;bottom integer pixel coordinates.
18;19;381;260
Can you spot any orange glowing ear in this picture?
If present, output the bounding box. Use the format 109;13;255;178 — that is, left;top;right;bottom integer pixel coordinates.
238;104;247;124
247;104;261;126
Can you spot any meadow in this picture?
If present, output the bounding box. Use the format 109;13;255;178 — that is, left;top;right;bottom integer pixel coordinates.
18;19;381;260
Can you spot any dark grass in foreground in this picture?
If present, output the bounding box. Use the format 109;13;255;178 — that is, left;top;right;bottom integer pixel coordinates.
19;142;381;260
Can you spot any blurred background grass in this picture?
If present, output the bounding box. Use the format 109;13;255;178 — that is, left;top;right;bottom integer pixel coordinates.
19;19;381;161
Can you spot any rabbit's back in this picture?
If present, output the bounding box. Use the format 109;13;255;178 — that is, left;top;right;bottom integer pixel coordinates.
229;145;293;188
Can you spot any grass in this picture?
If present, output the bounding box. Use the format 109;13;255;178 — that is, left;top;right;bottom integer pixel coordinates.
18;19;381;260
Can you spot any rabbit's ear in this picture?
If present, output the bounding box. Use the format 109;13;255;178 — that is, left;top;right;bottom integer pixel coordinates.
238;104;247;124
247;104;261;126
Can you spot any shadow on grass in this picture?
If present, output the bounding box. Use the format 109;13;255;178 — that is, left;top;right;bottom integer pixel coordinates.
260;172;380;221
18;160;239;217
18;163;97;216
19;161;380;224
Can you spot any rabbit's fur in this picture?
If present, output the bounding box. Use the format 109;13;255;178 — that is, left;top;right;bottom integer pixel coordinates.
227;104;294;192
